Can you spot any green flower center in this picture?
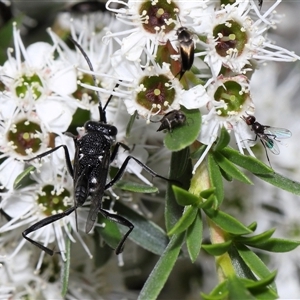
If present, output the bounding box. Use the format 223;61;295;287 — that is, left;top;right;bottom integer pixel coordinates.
214;81;248;117
8;120;44;156
73;73;99;104
15;73;44;100
137;75;176;114
139;0;178;34
213;20;247;57
37;185;71;216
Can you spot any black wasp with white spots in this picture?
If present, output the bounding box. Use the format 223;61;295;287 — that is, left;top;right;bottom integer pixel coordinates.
22;39;173;256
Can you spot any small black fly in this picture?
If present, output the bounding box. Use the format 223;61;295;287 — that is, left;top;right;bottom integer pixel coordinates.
242;115;292;166
152;110;186;132
22;39;172;256
176;26;194;80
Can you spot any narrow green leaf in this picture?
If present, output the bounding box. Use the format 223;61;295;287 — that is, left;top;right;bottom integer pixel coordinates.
164;107;201;151
168;205;198;236
115;202;169;255
13;165;35;189
201;281;228;300
247;222;258;232
246;238;300;253
227;275;255;300
114;180;158;193
186;210;203;262
138;233;185;300
213;152;253;184
254;172;300;196
242;271;277;291
172;185;201;206
220;147;273;175
213;126;231;151
204;208;252;235
236;228;276;245
208;153;224;205
219;167;233;182
200;188;216;199
235;243;276;291
202;240;232;256
200;194;217;209
61;225;71;297
165;148;192;232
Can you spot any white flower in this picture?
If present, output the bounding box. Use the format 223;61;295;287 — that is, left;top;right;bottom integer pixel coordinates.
194;0;300;75
105;0;209;65
193;74;255;174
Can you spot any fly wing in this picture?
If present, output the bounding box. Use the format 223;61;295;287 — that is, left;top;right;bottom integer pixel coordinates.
85;151;110;233
261;136;280;155
264;126;292;140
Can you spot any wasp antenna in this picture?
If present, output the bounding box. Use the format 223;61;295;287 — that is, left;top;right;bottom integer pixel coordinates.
69;37;106;123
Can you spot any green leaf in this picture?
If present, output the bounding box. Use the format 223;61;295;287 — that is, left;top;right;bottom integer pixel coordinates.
227;275;255;300
172;185;201;206
164;106;201;151
13;165;36;189
138;233;185;300
254;172;300;196
186;210;203;262
61;225;71;297
203;208;253;235
200;187;216;199
126;110;138;137
236;228;276;245
246;238;300;253
168;205;198;236
242;271;277;291
235;243;277;291
220;147;273;175
115;202;169;255
247;222;258;232
213;126;231;151
208;153;224;205
114;180;158;193
201;281;228;300
165;148;192;232
219;167;233;182
202;240;232;256
213;152;253;184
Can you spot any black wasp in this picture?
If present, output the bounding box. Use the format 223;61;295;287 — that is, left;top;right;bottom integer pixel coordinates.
242;115;292;166
22;39;172;256
152;110;186;132
176;26;194;80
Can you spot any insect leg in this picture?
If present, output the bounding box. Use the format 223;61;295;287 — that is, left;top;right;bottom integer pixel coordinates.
98;207;134;254
105;155;172;190
110;142;130;162
22;206;76;255
25;145;74;178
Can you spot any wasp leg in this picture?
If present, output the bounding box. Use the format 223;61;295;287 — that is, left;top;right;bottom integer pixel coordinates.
25;145;74;178
22;206;76;255
99;207;134;254
110;142;130;162
105;155;172;190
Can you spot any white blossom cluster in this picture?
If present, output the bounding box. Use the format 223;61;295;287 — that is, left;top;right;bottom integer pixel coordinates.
0;0;299;298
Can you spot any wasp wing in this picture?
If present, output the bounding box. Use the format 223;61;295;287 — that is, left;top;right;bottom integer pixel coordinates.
85;150;110;233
